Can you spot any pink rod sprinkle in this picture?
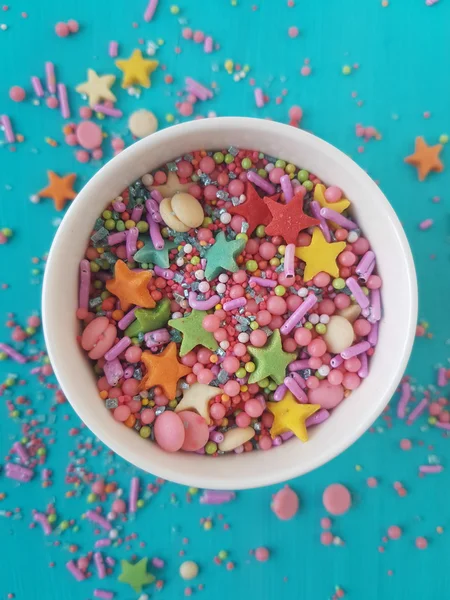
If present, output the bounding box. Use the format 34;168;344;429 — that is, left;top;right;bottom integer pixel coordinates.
249;276;277;288
129;477;139;513
320;207;358;229
95;539;112;548
126;227;139;261
340;340;371;360
346;277;370;309
94;591;114;600
33;512;52;535
153;265;174;280
147;212;164;250
104;337;131;362
357;351;369;378
107;231;127;245
93;103;123;118
274;383;288;401
284;375;308;403
85;510;112;531
144;0;159;21
66;560;85;581
247;170;276;195
45;61;56;94
131;205;144;222
94;552;106;579
437;367;447;387
1;115;15;143
0;342;27;363
13;441;29;463
188;291;220;311
185;77;213;99
419;465;443;473
200;491;236;504
288;359;310;371
280;174;294;202
419;219;433;231
108;41;119;57
306;408;330;427
223;297;247;311
280;294;318;335
57;83;70;119
407;397;429;424
79;259;90;310
118;307;139;331
284;243;295;277
31;76;45;97
204;36;214;53
254;87;264;108
310;200;331;242
397;381;412;419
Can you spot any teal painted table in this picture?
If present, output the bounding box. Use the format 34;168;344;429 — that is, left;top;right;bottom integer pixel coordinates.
0;1;449;599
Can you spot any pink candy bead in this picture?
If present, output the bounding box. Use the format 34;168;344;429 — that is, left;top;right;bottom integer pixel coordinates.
236;412;251;427
199;156;215;174
203;314;221;332
233;342;247;357
9;85;26;102
367;275;382;289
112;499;126;513
204;184;218;201
141;408;155;425
294;327;312;346
228;179;244;196
269;167;284;184
256;310;272;326
223;356;240;374
266;296;287;316
177;160;194;178
328;369;344;385
353;319;371;337
224;380;240;397
210;403;226;420
343;372;361;390
254;547;270;562
324;186;342;203
307;338;327;357
249;329;267;347
245;399;264;418
114;405;131;422
259;242;276;260
125;346;142;363
259;436;273;450
122;378;139;395
197;369;214;384
288;106;303;121
55;22;70;37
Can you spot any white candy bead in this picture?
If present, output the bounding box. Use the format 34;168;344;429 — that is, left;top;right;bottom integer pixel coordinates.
322;315;355;354
219;274;229;283
198;281;210;293
183;243;193;254
220;340;230;350
318;365;330;377
238;332;250;343
216;283;226;294
179;560;199;580
220;212;232;224
194;269;205;280
298;287;308;298
320;314;330;324
309;313;319;325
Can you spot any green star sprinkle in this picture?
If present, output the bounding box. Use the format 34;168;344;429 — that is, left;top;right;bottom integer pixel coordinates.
168;310;218;356
247;329;296;385
125;297;171;337
204;231;246;281
134;239;178;268
118;557;155;593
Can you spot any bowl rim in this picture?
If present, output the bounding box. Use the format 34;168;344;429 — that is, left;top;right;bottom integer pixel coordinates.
42;117;418;489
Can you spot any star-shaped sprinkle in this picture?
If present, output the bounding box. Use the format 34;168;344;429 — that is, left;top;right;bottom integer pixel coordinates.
134;239;178;268
75;68;116;108
247;329;296;385
118;558;155;593
168;310;218;356
175;382;221;425
295;228;346;281
150;172;192;198
125;298;171;338
37;171;77;211
228;182;274;236
106;260;155;311
204;231;246;281
267;391;320;442
314;184;350;214
140;342;192;399
404;136;444;181
264;191;319;244
115;49;158;88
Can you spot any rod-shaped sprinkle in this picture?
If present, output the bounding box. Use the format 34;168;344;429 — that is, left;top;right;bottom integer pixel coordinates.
200;490;236;504
107;231;127;245
249;276;277;288
126;227;139;261
94;552;106;579
368;289;381;323
45;61;56;93
108;40;118;57
407;397;429;424
79;259;91;310
280;294;318;335
131;205;143;223
419;465;443;474
31;76;44;97
129;476;139;513
320;207;358;229
288;359;310;371
368;320;379;346
280;174;294;202
204;36;214;53
144;0;159;21
223;297;247;311
254;88;264;108
66;560;85;581
284;375;308;403
85;510;112;531
145;328;170;347
57;83;70;119
185;77;213;100
33;512;52;535
284;243;295;277
93;103;122;118
306;408;330;427
274;384;287;401
0;342;27;364
13;441;29;464
310;200;331;242
188;291;220;310
340;340;371;359
357;352;369;378
346;277;369;309
356;250;375;279
397;381;411;419
246;170;276;195
1;115;15;143
147;212;164;250
154;265;174;280
105;337;131;362
118;306;138;330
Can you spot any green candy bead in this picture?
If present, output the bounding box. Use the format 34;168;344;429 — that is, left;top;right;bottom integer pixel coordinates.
274;285;286;296
140;426;151;438
268;382;277;391
102;210;112;219
87;493;97;503
90;261;100;272
137;221;149;233
303;180;313;191
315;323;327;335
224;153;234;164
304;321;313;330
241;157;252;169
257;169;267;178
47;513;57;524
332;277;346;290
298;169;309;182
255;225;266;238
246;259;258;272
205;441;217;455
236;367;246;379
259;377;269;388
285;163;296;174
104;219;116;230
116;220;125;232
275;159;286;169
213;151;224;164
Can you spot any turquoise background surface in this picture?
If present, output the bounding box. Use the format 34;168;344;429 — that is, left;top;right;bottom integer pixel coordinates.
0;1;449;599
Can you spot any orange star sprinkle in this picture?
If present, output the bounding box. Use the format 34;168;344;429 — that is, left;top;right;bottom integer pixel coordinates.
38;171;77;211
106;259;155;312
140;343;192;399
404;136;443;181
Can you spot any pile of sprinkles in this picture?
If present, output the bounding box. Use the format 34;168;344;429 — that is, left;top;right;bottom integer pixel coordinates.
1;0;449;598
78;148;382;455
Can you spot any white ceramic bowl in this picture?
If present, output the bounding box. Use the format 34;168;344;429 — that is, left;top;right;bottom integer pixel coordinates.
42;117;417;490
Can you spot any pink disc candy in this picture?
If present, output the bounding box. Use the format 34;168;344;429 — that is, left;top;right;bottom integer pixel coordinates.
81;316;117;359
9;85;26;102
76;121;103;150
254;547;270;562
271;485;299;520
154;411;185;452
322;483;352;515
178;411;209;452
308;380;344;409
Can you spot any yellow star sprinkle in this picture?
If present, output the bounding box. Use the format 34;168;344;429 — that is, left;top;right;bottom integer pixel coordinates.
115;49;159;88
267;391;320;442
75;69;116;108
295;227;346;281
314;184;350;214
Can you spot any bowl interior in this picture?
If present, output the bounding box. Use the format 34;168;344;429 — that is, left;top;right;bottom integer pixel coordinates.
43;118;417;489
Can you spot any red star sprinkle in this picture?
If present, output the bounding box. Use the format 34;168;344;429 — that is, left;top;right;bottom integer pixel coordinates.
264;191;319;244
228;182;277;235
